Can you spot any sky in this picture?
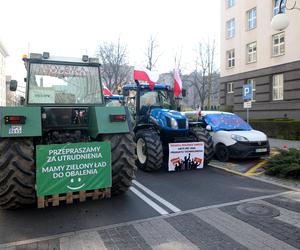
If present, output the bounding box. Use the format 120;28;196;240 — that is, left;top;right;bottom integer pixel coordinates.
0;0;220;85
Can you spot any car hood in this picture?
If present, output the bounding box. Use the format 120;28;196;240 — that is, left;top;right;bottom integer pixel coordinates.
217;130;268;142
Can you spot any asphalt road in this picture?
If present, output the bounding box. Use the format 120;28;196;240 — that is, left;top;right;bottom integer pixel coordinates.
0;166;288;244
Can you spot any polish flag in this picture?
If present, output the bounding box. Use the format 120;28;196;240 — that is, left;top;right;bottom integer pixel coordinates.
103;85;113;96
134;66;159;90
173;69;182;97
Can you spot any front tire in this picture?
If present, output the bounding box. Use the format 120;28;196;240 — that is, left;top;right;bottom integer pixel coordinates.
0;139;36;209
135;129;163;171
189;127;214;166
103;133;137;195
215;143;230;162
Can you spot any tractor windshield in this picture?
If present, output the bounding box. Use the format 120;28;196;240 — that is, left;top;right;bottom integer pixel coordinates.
28;63;102;104
140;90;171;109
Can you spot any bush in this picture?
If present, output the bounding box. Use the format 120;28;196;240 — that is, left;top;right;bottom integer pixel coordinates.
265;149;300;179
250;120;300;140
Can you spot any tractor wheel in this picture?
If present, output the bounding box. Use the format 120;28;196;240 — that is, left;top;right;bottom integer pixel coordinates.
0;139;36;209
189;127;214;166
135;129;163;172
103;133;137;195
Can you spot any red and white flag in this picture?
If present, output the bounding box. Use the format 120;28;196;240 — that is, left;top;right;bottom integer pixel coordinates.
173;69;182;97
133;66;159;90
103;85;113;96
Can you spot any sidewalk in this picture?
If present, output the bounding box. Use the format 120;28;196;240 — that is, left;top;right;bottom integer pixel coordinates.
269;138;300;149
1;191;299;250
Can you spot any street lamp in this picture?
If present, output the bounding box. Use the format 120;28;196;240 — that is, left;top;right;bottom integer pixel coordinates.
271;0;300;31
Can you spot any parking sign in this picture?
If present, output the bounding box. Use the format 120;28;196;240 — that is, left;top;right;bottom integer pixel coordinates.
243;84;253;101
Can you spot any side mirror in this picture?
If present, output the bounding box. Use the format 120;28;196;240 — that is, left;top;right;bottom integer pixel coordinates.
206;125;212;131
10;80;18;91
182;89;187;97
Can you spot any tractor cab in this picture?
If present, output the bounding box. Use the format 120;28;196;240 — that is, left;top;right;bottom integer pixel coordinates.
122;83;179;125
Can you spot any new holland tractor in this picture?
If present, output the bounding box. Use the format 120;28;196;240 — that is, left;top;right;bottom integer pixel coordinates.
122;81;213;171
0;52;137;209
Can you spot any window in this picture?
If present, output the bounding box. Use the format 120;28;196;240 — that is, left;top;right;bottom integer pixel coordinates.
227;82;234;93
226;0;235;8
272;32;285;56
247;8;257;30
247;42;257;63
246;79;256;101
274;0;285;15
226;19;235;39
272;74;284;100
226;49;235;68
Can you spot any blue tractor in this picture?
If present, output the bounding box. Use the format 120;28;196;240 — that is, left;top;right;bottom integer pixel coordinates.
122;81;213;171
104;95;124;107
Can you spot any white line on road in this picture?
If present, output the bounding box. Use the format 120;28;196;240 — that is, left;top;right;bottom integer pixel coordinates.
133;180;181;213
130;187;169;215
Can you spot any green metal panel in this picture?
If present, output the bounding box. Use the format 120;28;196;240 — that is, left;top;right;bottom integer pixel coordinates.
88;106;129;138
0;107;42;137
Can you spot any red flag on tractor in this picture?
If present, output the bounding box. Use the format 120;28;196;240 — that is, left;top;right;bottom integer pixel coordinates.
103;85;113;96
133;66;159;90
173;69;182;97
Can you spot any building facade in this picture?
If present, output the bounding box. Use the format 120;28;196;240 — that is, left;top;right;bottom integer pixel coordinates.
0;40;8;106
220;0;300;120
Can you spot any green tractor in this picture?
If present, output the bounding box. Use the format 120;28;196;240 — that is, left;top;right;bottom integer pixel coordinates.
122;81;214;172
0;52;137;209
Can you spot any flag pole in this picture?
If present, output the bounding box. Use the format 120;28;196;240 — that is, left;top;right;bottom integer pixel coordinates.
135;80;141;123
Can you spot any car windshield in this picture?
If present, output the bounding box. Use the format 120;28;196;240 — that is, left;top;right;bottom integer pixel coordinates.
204;113;252;131
140;89;171;109
28;63;102;104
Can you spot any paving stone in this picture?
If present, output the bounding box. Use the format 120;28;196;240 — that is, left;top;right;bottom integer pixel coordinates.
194;208;297;250
134;219;198;250
98;225;151;250
265;196;300;213
221;203;300;249
59;235;83;250
257;200;300;228
165;213;247;249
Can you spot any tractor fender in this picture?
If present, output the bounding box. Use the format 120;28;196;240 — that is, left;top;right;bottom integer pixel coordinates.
133;123;158;134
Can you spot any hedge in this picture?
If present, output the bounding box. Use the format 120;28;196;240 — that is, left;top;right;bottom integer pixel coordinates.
265;149;300;179
250;119;300;140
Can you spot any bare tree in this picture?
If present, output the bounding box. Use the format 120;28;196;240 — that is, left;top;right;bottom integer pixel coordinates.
145;35;161;70
188;37;218;109
96;38;131;93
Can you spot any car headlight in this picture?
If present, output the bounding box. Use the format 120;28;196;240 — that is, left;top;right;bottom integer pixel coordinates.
186;119;189;129
231;134;249;142
171;117;178;129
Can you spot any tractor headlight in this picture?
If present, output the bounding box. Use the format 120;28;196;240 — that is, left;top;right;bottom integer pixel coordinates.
231;134;249;142
171;117;178;129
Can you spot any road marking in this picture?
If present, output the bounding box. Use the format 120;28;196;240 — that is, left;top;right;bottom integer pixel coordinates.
209;163;246;176
244;159;267;176
133;180;181;213
130;187;169;215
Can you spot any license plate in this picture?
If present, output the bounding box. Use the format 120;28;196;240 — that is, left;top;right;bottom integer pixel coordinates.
256;148;267;153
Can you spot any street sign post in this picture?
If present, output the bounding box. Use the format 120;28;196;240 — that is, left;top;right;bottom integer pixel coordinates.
243;84;253;123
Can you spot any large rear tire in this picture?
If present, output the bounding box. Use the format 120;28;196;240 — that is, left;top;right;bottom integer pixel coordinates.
135;129;163;172
103;133;137;195
189;127;214;166
0;139;36;209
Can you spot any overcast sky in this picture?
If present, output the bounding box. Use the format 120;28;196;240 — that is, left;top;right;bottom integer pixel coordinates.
0;0;220;84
